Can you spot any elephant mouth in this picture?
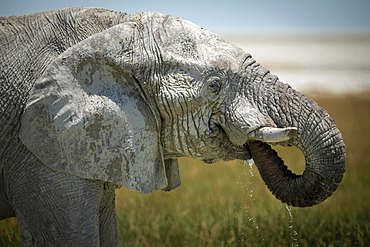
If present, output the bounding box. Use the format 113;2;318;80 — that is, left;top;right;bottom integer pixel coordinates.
209;119;295;163
203;122;252;163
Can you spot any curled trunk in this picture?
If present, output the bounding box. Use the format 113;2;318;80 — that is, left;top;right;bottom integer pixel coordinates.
249;80;346;207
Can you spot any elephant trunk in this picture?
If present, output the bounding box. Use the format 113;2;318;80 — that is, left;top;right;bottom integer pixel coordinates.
248;77;346;207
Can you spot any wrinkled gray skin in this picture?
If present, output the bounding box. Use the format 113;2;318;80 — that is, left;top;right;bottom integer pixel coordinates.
0;7;346;246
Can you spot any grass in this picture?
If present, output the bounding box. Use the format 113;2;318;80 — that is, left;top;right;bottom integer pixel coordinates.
1;92;369;246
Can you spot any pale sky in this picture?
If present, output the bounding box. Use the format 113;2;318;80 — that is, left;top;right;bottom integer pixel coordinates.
1;0;369;34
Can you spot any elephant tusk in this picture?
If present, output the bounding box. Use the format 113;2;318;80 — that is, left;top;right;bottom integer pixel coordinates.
248;127;297;143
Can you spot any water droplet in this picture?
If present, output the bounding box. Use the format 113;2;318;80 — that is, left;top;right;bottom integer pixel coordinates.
236;159;263;243
285;204;299;246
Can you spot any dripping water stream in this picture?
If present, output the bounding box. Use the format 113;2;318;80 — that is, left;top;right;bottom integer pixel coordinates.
285;204;299;247
236;159;300;246
236;159;262;244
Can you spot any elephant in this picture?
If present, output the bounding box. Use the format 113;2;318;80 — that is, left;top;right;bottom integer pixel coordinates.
0;6;346;246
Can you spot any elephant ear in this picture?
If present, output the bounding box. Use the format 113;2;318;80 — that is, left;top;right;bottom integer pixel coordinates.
19;22;181;193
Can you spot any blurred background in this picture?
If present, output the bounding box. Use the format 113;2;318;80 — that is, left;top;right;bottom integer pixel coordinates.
1;1;369;246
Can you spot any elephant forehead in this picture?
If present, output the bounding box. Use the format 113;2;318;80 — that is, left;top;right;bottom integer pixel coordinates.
155;15;244;71
196;35;243;70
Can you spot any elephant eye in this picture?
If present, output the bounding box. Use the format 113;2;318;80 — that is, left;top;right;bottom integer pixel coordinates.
207;77;222;95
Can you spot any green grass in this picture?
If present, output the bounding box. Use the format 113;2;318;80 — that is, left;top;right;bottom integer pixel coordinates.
1;92;369;246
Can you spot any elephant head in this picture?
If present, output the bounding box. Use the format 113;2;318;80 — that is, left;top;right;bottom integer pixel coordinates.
19;12;346;207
